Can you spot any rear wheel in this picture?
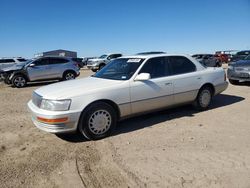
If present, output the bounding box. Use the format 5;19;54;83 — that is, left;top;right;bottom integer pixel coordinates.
78;102;117;140
63;71;75;81
229;79;240;85
193;86;213;110
12;75;27;88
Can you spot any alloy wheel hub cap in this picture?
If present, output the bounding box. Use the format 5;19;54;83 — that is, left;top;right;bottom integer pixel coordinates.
88;110;111;135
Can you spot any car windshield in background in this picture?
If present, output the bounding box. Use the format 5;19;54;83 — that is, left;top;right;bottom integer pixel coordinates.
245;55;250;60
17;58;27;62
93;58;144;80
99;55;108;59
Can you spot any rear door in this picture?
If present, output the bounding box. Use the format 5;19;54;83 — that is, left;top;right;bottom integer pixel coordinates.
167;56;202;104
48;57;69;78
130;57;174;114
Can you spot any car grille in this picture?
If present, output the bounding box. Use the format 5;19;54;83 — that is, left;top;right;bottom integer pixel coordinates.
32;92;42;108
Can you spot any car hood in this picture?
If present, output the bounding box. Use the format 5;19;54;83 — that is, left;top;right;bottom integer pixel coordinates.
88;58;105;62
1;64;23;72
35;76;124;100
231;60;250;67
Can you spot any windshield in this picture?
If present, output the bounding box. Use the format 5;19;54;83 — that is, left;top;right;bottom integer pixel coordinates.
99;55;108;59
93;58;145;80
245;55;250;60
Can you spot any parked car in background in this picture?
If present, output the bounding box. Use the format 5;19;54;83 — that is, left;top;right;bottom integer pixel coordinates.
136;51;166;55
28;54;228;140
227;55;250;85
87;53;122;72
192;54;221;67
0;57;28;70
231;50;250;62
82;57;97;66
0;56;80;88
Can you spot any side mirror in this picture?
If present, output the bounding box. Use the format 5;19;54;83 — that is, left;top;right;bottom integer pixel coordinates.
134;73;151;81
29;63;35;67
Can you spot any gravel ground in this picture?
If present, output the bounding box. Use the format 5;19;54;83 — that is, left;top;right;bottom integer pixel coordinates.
0;69;250;188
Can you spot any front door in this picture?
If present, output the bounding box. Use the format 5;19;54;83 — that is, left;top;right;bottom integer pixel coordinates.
130;57;174;114
27;58;50;81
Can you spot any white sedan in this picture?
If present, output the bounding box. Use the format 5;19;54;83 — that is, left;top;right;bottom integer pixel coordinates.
28;54;228;140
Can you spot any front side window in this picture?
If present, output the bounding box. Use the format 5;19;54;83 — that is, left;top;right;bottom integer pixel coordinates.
168;56;196;75
93;58;144;80
139;57;169;79
99;55;108;59
33;58;50;66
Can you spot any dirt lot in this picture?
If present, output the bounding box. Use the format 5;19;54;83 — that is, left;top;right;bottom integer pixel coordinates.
0;69;250;188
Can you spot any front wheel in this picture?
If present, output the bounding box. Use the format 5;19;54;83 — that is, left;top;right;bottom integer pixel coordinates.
12;75;27;88
193;86;213;110
78;102;117;140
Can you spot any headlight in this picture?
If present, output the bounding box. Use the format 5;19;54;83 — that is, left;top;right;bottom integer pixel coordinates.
40;99;71;111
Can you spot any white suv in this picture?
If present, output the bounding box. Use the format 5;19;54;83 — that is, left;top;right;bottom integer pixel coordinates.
0;57;28;70
87;53;122;72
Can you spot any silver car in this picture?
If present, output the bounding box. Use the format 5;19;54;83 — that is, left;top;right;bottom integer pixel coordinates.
227;55;250;85
0;56;80;88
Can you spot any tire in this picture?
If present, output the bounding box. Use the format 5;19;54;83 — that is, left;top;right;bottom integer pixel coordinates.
63;71;76;81
193;86;213;111
229;79;240;85
91;69;97;72
99;64;105;70
78;102;117;140
4;77;11;85
11;75;27;88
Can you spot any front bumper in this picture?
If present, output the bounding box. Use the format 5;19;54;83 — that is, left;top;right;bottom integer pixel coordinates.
87;64;99;70
227;69;250;81
27;100;81;134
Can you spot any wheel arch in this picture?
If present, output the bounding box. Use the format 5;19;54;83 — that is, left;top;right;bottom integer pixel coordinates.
63;70;77;77
198;83;215;96
12;72;30;81
79;99;121;122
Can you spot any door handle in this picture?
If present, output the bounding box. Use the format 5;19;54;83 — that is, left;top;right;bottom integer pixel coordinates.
165;83;172;85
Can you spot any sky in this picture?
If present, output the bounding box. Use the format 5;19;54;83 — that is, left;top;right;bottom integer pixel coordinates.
0;0;250;58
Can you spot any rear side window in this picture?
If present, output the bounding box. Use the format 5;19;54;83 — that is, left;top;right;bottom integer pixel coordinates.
71;58;83;63
139;57;170;79
50;58;69;64
168;56;196;75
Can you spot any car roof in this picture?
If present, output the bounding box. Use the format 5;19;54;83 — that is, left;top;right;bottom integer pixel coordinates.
120;54;192;59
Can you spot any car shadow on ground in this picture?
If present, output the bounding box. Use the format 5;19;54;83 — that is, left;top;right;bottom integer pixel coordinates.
56;93;244;143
